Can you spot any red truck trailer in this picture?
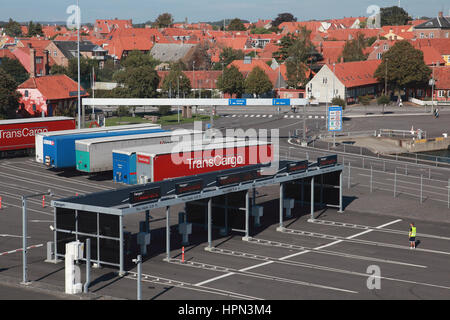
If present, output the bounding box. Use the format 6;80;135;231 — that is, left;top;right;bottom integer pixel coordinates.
0;117;76;157
135;140;273;184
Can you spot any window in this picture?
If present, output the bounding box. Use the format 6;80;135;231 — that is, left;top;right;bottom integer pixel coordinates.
430;32;434;39
54;51;57;57
36;57;42;64
446;33;449;38
377;52;382;60
420;33;425;38
383;44;389;50
32;104;36;111
437;90;444;97
24;90;28;97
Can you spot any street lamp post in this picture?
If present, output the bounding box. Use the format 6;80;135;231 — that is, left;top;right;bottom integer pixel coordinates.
22;189;52;285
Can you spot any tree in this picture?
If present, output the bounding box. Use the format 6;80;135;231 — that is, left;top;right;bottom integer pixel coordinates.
213;47;245;70
285;58;308;89
374;40;431;96
66;57;100;89
273;27;319;65
121;50;160;69
331;96;346;109
340;33;368;62
161;68;191;98
4;18;22;37
50;64;69;76
0;57;29;84
272;13;297;28
184;42;212;71
250;27;273;35
244;67;273;97
0;68;20;118
27;21;43;37
114;65;160;98
217;65;244;98
153;13;174;28
227;18;246;31
380;6;411;26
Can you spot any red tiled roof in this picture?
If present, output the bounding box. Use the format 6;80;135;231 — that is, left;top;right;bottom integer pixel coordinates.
419;46;445;65
17;74;88;100
18;38;51;50
433;66;450;89
411;38;450;55
95;19;133;35
322;29;382;41
229;58;273;73
279;21;323;34
329;60;381;88
105;36;154;59
216;37;249;50
0;48;16;60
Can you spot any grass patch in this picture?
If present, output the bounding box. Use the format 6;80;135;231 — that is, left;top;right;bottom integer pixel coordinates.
105;114;218;127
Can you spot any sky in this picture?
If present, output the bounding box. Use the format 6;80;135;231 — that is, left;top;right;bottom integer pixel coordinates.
1;0;449;24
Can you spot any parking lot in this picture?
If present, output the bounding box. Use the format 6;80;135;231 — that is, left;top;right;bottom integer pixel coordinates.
1;155;449;300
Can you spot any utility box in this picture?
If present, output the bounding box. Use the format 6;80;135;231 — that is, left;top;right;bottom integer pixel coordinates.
65;241;84;294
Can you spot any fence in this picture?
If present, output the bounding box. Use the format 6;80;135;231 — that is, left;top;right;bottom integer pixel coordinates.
280;144;450;209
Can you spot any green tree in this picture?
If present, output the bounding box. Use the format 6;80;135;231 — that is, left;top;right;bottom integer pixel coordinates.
217;65;245;98
121;50;160;69
380;6;411;26
161;68;191;98
0;57;29;84
358;95;371;105
273;27;318;65
272;13;297;28
66;57;100;89
50;64;69;76
213;47;245;70
331;96;346;109
153;13;174;28
113;65;160;98
250;27;273;35
244;67;273;97
374;40;431;96
340;33;368;62
0;68;20;118
285;58;308;89
227;18;246;31
4;18;22;37
377;95;390;105
27;21;44;37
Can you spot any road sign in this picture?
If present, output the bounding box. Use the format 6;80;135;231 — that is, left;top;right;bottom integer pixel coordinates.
228;99;247;106
272;99;290;106
327;106;343;132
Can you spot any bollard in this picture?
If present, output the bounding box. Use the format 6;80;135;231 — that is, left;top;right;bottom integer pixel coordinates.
0;196;2;210
42;195;45;208
181;246;185;263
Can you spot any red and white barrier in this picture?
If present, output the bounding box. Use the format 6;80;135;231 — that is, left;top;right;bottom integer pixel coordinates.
0;244;43;256
181;246;185;263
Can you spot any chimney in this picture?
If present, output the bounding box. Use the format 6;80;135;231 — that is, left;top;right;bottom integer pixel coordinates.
438;11;443;18
30;48;36;78
43;50;49;76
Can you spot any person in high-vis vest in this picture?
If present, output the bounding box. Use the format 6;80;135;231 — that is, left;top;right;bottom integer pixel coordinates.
409;223;417;249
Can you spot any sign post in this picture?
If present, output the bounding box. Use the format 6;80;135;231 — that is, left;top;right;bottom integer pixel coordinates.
327;106;343;147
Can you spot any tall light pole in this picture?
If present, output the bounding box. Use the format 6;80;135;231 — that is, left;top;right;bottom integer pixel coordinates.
431;61;436;114
76;0;81;129
192;61;195;99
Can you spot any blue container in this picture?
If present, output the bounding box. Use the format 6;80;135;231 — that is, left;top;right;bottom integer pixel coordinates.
113;149;138;185
43;128;164;169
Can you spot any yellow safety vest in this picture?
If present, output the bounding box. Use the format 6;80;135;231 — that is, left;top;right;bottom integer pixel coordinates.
410;227;416;237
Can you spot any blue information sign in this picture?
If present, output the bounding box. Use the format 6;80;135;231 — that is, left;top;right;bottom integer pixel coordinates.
228;99;247;106
327;106;343;132
272;99;290;106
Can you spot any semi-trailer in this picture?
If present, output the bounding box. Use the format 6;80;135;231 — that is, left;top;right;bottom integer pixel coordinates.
75;130;204;173
112;136;240;185
35;123;161;163
0;117;75;157
133;139;273;184
43;128;165;169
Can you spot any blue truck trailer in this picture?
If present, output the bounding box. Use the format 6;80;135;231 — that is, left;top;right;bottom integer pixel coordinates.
43;128;165;169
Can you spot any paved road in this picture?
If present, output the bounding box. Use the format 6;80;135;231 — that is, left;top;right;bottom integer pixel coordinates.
1;114;449;300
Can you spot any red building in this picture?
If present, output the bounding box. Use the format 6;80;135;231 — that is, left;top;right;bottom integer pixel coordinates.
17;74;88;117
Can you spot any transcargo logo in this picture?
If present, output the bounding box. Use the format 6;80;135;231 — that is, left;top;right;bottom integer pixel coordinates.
0;127;48;141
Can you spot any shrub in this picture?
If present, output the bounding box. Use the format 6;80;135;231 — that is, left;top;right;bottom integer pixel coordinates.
158;105;171;116
358;95;371;105
117;106;130;117
331;96;346;109
377;95;390;105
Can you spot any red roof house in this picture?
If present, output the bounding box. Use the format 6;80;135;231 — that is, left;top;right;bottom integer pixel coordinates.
17;74;88;117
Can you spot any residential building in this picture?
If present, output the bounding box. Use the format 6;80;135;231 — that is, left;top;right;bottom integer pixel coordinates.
413;12;450;39
150;43;197;65
306;60;381;104
12;45;51;77
431;66;450;101
17;74;88;117
94;19;133;38
46;40;107;67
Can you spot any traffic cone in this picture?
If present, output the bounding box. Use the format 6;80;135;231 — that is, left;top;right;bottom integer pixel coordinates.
181;246;185;263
